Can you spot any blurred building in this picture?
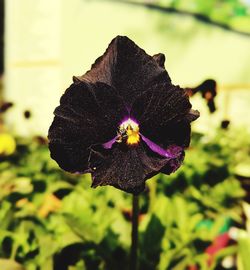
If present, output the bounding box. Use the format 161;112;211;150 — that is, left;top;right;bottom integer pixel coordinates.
3;0;250;136
0;0;3;76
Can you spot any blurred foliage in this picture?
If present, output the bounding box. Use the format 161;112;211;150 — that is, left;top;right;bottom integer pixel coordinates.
115;0;250;34
236;202;250;270
0;126;249;270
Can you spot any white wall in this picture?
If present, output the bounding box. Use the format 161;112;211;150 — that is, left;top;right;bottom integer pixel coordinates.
4;0;250;136
4;0;62;136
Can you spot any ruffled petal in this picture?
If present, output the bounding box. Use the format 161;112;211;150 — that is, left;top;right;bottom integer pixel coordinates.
48;81;127;173
74;36;171;106
152;53;166;68
88;141;184;194
130;83;197;149
137;118;191;152
131;83;191;126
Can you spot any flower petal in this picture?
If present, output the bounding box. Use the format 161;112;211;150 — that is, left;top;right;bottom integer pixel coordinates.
48;81;127;173
152;53;166;68
131;83;191;126
138;119;192;152
74;36;171;106
130;83;198;148
140;134;183;158
88;141;184;194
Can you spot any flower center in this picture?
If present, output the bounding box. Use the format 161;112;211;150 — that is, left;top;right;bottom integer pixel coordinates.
118;118;140;145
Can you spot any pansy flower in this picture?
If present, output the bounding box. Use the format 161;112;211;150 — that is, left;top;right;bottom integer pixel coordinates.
48;36;199;194
186;79;217;113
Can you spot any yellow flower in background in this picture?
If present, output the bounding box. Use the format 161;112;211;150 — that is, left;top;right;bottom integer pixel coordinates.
0;133;16;155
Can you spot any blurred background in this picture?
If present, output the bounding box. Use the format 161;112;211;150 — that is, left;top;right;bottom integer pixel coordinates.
0;0;250;269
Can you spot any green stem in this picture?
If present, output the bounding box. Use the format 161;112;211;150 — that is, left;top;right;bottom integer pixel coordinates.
130;194;139;270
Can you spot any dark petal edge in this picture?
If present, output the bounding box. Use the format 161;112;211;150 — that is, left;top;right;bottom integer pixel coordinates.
73;36;171;105
48;81;127;173
88;140;184;195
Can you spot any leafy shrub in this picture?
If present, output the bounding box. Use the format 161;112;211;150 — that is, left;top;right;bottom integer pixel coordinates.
0;127;249;270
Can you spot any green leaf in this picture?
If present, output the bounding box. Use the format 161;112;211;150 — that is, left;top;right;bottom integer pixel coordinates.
140;214;165;269
0;259;24;270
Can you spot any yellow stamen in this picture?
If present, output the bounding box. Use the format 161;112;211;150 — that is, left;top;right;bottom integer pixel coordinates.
119;119;140;145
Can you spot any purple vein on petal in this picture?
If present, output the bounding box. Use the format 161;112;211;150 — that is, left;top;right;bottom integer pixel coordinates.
140;134;182;158
102;136;118;149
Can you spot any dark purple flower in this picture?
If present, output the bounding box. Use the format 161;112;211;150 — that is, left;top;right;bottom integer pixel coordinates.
48;36;199;194
24;110;31;119
186;79;217;113
221;120;230;129
0;102;13;113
